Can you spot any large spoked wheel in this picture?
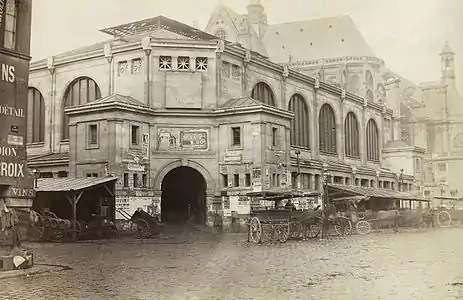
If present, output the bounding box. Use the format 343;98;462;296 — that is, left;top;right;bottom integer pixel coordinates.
30;211;45;241
303;222;321;239
356;220;371;235
133;219;151;239
248;217;262;244
278;225;289;243
436;210;452;228
289;223;302;239
334;217;353;236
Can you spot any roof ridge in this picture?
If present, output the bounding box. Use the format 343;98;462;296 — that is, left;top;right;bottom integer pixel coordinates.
267;14;352;27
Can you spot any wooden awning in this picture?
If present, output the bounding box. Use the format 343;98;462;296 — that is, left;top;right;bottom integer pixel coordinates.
327;184;429;202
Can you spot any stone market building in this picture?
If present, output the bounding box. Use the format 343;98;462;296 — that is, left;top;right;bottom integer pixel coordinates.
27;14;417;227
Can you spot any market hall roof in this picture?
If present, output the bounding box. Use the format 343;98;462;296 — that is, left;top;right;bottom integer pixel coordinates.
327;184;429;202
35;177;117;193
100;15;218;40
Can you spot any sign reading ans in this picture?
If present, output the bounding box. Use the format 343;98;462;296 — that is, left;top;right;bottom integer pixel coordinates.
156;127;209;152
0;48;33;190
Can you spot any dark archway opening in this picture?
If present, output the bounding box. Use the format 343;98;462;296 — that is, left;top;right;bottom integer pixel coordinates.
161;166;207;225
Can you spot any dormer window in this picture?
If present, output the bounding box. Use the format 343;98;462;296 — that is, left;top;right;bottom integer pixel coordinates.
177;57;190;71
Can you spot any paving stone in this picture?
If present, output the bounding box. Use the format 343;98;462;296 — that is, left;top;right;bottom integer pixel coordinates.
0;228;462;299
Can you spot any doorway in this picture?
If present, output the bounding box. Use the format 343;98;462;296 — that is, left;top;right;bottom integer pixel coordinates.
161;166;207;225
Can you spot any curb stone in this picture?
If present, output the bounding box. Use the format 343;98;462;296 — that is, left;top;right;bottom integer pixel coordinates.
0;264;72;280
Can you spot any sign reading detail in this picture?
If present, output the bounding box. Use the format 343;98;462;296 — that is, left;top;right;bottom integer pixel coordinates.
156;127;209;152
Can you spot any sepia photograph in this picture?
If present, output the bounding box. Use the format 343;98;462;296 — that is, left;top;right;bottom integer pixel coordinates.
0;0;462;299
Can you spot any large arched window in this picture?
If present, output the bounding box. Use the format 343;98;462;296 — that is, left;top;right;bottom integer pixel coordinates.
62;77;101;140
366;119;380;161
344;112;359;158
347;74;360;95
319;104;337;154
288;94;309;148
27;87;46;144
251;82;275;106
365;70;374;89
365;89;374;103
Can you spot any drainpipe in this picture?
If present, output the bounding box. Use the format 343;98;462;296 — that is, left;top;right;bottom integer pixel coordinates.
47;56;55;153
142;37;152;106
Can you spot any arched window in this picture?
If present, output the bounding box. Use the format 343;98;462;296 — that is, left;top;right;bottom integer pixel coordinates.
366;119;380;161
347;74;360;94
214;29;227;40
365;89;374;103
344;112;359;158
288;94;309;148
365;70;373;89
27;87;46;144
3;0;17;50
251;82;275;106
62;77;101;140
319;104;337;154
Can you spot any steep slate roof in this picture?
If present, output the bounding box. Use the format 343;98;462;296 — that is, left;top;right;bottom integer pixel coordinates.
261;15;376;63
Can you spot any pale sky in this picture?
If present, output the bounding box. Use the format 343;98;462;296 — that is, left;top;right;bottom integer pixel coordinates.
31;0;463;89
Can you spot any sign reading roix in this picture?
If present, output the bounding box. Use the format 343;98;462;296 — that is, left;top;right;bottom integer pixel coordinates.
0;52;32;189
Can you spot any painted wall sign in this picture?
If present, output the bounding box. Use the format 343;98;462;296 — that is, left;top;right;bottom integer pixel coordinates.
3;186;35;198
156;127;209;151
142;133;149;159
0;46;33;190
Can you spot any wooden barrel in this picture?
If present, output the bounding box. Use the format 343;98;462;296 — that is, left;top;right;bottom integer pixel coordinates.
58;219;71;230
50;218;58;228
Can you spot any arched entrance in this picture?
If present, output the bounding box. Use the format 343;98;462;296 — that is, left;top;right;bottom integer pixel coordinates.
161;166;207;225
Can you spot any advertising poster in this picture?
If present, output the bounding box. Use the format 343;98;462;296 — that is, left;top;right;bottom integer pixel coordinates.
0;51;33;189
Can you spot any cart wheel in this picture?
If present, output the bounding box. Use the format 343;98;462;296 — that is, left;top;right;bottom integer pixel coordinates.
356;220;371;235
248;217;262;244
278;226;289;243
436;210;452;228
334;217;352;236
134;219;150;239
290;223;302;239
31;212;44;241
303;223;321;239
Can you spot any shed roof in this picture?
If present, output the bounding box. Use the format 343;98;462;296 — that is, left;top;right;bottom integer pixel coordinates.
328;184;428;202
35;177;117;192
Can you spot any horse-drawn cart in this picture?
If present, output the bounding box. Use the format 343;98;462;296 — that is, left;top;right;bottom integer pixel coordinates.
246;190;351;244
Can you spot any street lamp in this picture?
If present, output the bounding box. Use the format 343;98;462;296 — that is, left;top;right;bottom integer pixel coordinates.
322;163;330;239
295;150;301;190
399;169;404;192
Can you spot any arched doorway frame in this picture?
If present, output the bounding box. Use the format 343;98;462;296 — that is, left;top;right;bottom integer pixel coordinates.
153;159;215;195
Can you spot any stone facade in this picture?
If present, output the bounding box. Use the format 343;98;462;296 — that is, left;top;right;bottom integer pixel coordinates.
27;15;416;228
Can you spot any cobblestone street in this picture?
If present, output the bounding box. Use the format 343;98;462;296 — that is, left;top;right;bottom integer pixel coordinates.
2;228;463;300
